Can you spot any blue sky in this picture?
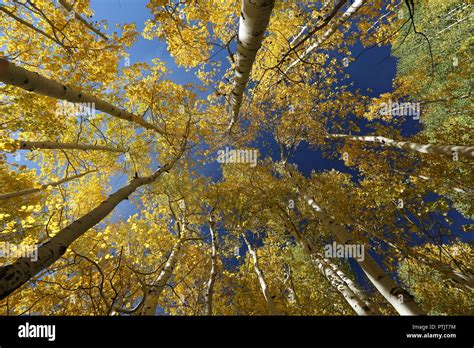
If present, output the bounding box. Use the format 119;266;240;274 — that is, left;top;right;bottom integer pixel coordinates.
91;0;200;84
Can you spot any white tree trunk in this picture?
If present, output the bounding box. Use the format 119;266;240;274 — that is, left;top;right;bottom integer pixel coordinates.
242;234;278;315
0;170;96;200
319;252;381;314
331;134;474;160
306;196;425;315
284;0;366;75
314;252;374;315
16;140;125;153
229;0;275;133
283;218;378;315
204;219;218;315
0;59;165;135
0;163;175;300
140;236;185;315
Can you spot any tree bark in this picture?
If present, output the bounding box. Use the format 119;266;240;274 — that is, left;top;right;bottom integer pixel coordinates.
228;0;275;133
314;252;375;315
320;252;381;314
306;196;425;315
140;236;185;315
282;214;379;315
330;134;474;160
0;162;175;300
242;233;278;315
204;218;218;315
0;170;96;200
0;59;166;135
15;140;125;153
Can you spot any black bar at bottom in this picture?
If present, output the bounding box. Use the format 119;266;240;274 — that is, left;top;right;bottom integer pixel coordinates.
0;316;472;346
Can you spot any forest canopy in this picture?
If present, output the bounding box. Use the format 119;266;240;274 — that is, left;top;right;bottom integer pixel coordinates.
0;0;472;316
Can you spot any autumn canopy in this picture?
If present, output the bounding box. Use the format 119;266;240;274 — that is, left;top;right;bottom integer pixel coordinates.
0;0;472;316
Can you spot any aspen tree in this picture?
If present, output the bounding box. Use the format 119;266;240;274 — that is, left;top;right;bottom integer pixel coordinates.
330;134;474;160
305;197;425;315
0;59;166;135
229;0;275;133
242;233;278;315
204;217;219;315
0;161;177;300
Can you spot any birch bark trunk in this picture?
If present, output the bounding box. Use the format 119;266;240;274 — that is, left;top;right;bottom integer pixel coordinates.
140;236;185;315
0;162;175;300
0;59;165;135
306;196;425;315
282;215;379;315
204;218;218;315
229;0;275;133
284;0;366;75
242;233;278;315
16;140;125;153
330;134;474;160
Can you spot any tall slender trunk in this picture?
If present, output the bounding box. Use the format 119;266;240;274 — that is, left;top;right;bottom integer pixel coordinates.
0;162;175;300
314;253;375;315
0;170;96;200
320;252;381;314
282;213;379;315
242;233;278;315
15;140;125;153
228;0;275;133
306;196;425;315
57;0;109;41
284;0;366;75
204;219;218;315
330;134;474;160
140;236;185;316
0;59;165;135
281;263;297;304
